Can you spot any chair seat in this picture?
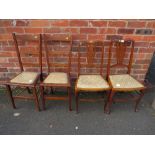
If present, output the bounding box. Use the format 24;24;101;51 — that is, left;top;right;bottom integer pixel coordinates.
43;72;68;84
109;74;144;90
76;75;110;90
10;72;39;84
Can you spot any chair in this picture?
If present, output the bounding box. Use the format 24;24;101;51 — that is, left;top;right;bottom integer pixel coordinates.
5;33;42;111
75;41;110;113
104;39;145;114
40;34;72;111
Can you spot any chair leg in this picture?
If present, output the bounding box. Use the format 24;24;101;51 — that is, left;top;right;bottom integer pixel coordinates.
135;90;144;112
40;86;46;110
75;91;79;113
32;86;40;111
26;87;32;94
104;90;115;114
104;90;110;110
6;85;16;109
50;87;54;94
68;87;72;111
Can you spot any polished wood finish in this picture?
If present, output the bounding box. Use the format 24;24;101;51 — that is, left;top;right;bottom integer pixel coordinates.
41;34;72;111
77;41;105;77
75;41;110;113
105;39;145;114
5;33;42;111
107;39;135;78
6;85;16;109
33;87;40;111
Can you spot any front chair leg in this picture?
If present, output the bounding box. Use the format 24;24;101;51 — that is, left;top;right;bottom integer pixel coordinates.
135;90;144;112
104;90;111;110
68;87;72;111
40;85;46;110
104;90;115;114
6;85;16;109
32;86;40;111
75;90;79;114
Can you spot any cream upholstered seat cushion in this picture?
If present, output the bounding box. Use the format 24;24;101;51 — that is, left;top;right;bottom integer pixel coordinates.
109;74;144;90
43;72;68;84
10;72;39;84
76;75;110;90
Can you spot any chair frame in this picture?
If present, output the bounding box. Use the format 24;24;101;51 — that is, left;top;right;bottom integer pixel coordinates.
104;39;145;114
5;33;42;111
40;34;72;111
75;41;110;113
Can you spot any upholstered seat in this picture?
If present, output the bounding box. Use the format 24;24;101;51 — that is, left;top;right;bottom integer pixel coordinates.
109;74;144;90
10;72;39;84
76;75;110;90
43;72;68;84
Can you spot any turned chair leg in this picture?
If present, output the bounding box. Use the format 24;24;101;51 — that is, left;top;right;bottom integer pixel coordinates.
75;91;79;113
32;86;40;111
6;85;16;109
68;87;72;111
135;90;144;112
40;86;45;110
104;90;115;114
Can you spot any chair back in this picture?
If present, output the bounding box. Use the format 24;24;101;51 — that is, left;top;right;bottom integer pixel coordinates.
107;39;135;77
78;41;104;76
12;33;42;79
43;34;72;75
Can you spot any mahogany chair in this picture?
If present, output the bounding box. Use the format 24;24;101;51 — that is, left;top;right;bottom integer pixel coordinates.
104;39;145;114
40;34;72;111
5;33;42;111
75;41;110;113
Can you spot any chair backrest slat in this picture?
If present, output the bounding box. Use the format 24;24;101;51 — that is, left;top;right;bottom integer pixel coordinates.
14;34;40;41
